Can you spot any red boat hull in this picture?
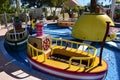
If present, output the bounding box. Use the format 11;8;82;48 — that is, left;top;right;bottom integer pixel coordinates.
27;56;108;80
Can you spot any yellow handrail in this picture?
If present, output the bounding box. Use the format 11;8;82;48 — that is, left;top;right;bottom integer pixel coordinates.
51;38;97;68
27;38;97;69
68;56;96;68
51;38;97;53
27;42;46;62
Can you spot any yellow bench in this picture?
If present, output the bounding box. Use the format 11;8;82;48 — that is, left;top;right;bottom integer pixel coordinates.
51;45;92;57
50;45;95;68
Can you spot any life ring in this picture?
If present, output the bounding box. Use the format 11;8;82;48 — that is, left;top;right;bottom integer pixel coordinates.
43;38;50;50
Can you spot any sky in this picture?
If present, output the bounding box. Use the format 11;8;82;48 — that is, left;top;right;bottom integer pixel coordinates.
77;0;112;6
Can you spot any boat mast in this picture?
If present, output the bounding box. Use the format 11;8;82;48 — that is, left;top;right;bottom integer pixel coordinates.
99;22;110;66
12;17;17;41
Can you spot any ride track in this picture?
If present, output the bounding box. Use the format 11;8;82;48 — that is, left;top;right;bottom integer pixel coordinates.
1;24;120;80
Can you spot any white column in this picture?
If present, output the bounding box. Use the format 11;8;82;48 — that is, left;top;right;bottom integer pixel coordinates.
111;0;116;21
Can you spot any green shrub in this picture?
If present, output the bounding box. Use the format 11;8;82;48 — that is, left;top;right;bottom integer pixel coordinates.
0;13;27;25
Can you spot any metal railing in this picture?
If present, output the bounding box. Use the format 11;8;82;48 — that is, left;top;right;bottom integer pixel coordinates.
27;38;97;68
5;28;28;41
27;42;46;62
51;38;97;68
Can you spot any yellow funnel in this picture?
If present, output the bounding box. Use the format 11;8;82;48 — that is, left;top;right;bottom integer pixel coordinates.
116;0;120;3
72;14;116;42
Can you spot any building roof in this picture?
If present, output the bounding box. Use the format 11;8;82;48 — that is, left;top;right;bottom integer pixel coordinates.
64;0;82;8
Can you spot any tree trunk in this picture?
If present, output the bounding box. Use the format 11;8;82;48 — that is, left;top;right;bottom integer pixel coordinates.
90;0;97;13
53;8;57;22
